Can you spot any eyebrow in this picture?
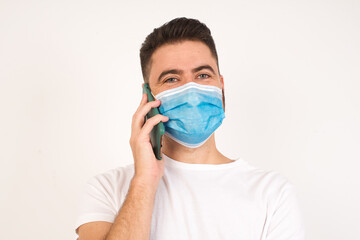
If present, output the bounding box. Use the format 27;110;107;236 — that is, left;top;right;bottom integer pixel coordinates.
192;65;216;75
157;65;216;83
157;69;183;83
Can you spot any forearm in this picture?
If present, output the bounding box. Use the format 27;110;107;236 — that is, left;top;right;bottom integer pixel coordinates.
105;177;159;240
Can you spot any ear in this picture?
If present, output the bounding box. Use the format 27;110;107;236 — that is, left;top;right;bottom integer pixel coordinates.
220;75;224;90
220;75;226;111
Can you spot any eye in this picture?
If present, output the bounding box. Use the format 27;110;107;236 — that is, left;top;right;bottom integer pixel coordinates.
164;77;178;83
197;74;210;79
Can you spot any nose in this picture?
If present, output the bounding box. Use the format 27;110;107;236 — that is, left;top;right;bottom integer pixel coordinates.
181;73;194;86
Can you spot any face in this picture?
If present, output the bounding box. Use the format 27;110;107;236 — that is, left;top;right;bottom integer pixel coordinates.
147;40;224;96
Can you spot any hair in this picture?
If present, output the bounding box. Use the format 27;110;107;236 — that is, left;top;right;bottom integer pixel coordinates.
139;17;220;82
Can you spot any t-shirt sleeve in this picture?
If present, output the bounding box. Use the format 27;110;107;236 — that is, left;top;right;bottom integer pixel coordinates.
74;169;126;233
266;182;305;240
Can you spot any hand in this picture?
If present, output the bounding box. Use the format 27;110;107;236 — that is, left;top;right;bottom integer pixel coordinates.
129;92;169;186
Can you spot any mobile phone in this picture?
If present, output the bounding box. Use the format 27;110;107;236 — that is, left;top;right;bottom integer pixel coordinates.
142;83;165;160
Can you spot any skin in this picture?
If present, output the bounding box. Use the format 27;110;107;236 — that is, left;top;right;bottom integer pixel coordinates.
77;40;233;240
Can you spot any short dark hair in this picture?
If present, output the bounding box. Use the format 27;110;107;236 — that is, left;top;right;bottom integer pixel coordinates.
140;17;219;82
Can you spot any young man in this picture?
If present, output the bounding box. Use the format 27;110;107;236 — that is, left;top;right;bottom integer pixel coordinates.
76;18;305;240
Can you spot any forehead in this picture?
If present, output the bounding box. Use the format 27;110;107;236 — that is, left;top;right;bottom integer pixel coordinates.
148;40;218;79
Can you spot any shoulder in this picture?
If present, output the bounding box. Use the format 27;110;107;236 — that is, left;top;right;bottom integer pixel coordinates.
239;159;303;220
87;164;134;187
242;167;305;238
86;163;135;197
75;164;135;231
237;158;298;200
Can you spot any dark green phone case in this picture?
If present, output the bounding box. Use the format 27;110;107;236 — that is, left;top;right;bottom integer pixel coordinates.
142;83;165;160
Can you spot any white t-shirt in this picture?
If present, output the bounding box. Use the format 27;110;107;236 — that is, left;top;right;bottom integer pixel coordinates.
75;154;305;239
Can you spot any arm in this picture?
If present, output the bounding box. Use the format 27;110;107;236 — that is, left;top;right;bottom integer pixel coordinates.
104;177;158;239
77;92;169;240
77;177;158;240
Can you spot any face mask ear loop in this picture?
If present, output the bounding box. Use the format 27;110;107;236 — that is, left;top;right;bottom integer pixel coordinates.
222;88;225;112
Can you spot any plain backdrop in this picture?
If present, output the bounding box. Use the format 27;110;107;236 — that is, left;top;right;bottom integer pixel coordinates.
1;0;359;239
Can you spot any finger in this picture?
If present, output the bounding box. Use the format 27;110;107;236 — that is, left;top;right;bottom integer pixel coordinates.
132;93;148;132
139;114;169;139
131;95;145;136
140;92;147;105
133;99;161;129
131;99;162;138
135;93;148;113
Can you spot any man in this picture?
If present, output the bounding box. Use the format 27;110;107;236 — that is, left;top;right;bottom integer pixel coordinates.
75;17;305;240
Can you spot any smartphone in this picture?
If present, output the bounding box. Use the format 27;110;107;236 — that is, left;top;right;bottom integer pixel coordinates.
142;83;165;160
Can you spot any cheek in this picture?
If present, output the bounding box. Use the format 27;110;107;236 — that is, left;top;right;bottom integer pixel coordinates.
151;84;174;98
155;82;185;95
148;84;159;97
211;79;223;89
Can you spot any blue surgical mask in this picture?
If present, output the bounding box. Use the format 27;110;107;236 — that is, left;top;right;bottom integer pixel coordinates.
155;82;225;148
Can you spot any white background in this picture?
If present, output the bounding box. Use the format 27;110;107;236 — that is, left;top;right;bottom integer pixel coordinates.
1;0;359;239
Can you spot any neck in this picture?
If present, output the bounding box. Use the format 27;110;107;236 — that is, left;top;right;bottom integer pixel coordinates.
161;134;233;164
